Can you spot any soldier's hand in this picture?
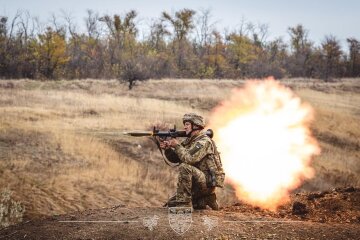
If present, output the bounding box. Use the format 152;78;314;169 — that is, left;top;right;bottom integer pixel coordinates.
159;141;170;149
168;138;179;148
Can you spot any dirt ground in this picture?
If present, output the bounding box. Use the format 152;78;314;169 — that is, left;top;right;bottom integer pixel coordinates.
0;207;358;240
1;188;359;240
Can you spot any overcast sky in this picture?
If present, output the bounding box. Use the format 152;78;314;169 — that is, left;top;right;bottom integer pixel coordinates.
1;0;359;48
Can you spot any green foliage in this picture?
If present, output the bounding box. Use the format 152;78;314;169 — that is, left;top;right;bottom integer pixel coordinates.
34;27;69;79
228;34;257;64
226;34;260;77
197;64;215;79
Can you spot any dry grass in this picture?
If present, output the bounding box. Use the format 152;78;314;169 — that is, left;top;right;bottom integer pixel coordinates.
0;78;359;219
0;85;192;217
295;87;360;190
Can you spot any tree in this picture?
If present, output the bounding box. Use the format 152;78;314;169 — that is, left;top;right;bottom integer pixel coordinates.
321;35;342;81
249;37;288;79
161;9;196;73
0;16;7;37
64;10;105;79
99;10;138;78
34;27;69;79
162;9;196;42
148;19;169;52
196;30;229;79
287;24;313;77
194;8;216;52
226;33;258;77
346;38;360;77
0;16;8;76
100;10;137;49
120;55;151;90
0;9;356;82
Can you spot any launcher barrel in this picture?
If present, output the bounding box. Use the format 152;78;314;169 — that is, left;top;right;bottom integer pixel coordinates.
124;129;213;139
123;131;153;137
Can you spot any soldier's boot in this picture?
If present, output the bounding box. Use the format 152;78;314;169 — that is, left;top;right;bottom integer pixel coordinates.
192;197;206;210
166;195;192;208
192;193;219;210
203;193;219;210
205;193;219;210
163;195;176;207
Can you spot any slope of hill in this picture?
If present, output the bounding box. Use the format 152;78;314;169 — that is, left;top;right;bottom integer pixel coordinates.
0;78;359;235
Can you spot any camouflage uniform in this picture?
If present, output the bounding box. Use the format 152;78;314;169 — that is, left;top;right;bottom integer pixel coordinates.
165;113;223;209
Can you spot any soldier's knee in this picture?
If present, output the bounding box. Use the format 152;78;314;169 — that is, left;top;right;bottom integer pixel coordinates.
179;163;192;174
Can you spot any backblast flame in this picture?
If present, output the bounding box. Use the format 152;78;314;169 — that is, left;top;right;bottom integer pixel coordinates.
209;78;320;210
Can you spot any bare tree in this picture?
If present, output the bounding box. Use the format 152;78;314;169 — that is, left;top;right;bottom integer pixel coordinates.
18;11;32;41
287;24;313;77
236;16;249;37
32;16;43;36
84;10;100;39
346;38;360;77
195;8;217;48
49;12;66;35
8;11;21;39
288;24;310;54
253;23;269;46
162;8;196;42
100;10;138;47
148;19;169;51
0;16;7;37
322;35;342;81
61;10;78;38
161;8;196;71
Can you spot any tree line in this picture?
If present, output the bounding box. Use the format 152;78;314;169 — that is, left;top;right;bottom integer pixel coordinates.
0;9;359;88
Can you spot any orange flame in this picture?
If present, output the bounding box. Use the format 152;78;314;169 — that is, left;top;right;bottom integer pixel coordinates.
208;78;320;210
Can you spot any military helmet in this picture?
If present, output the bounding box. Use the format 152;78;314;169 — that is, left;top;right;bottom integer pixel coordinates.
182;113;205;128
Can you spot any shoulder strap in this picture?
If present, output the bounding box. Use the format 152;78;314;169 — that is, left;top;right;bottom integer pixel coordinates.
193;133;209;142
208;139;218;154
151;137;180;167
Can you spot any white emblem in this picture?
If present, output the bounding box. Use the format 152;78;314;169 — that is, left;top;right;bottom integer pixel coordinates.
142;215;159;231
202;216;218;231
168;207;193;235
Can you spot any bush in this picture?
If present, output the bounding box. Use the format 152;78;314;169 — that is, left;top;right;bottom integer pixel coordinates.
0;188;25;228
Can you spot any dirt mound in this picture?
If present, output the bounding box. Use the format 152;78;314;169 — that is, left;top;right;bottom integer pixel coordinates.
223;187;360;224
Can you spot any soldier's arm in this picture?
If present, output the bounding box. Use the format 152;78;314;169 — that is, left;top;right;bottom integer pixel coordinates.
164;148;181;163
173;138;212;165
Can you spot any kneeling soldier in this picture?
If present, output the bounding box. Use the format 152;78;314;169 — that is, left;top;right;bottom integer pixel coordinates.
160;113;225;210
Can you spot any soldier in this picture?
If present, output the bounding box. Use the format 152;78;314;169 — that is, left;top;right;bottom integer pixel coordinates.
159;113;225;210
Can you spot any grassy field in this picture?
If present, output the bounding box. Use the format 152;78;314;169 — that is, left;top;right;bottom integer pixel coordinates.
0;78;359;220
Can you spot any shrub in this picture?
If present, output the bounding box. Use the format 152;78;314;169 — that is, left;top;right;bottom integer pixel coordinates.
0;188;25;228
